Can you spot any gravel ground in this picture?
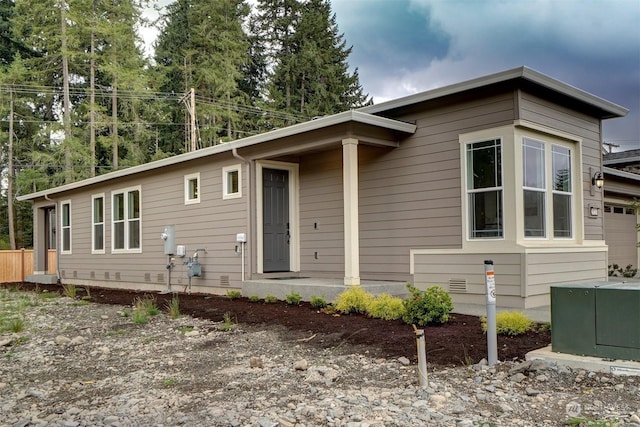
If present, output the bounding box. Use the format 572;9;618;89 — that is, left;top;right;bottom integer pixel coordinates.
1;288;640;427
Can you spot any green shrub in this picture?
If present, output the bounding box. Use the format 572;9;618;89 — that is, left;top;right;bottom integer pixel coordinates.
248;295;260;302
310;295;327;308
264;295;278;303
226;290;242;300
481;310;534;336
285;292;302;305
334;286;373;314
135;296;160;316
62;283;77;299
402;284;453;326
167;295;180;319
366;293;406;320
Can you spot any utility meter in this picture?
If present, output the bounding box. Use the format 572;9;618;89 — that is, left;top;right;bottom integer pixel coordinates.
162;226;175;255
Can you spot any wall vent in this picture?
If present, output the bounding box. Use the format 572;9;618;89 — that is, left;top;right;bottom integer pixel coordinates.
73;271;77;278
144;273;151;282
104;272;109;280
157;274;164;283
449;279;467;293
90;271;95;279
115;272;121;281
220;275;230;287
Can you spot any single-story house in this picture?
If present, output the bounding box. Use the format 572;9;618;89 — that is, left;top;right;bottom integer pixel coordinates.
602;150;640;270
18;66;630;309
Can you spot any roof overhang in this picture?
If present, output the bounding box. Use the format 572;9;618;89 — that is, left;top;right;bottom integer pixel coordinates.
360;66;629;119
604;166;640;183
17;110;416;201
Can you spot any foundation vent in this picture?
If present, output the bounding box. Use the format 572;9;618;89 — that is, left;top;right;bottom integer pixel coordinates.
115;272;121;281
448;279;467;293
220;275;230;287
90;271;95;279
104;272;109;280
157;274;164;283
144;273;151;282
73;271;78;278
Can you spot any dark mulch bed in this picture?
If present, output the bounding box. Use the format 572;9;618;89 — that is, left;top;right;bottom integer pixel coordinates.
11;283;551;367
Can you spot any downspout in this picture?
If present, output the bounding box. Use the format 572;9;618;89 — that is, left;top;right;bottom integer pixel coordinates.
232;148;251;282
44;194;61;282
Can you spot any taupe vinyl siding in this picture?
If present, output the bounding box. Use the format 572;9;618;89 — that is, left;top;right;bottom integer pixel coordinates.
57;160;248;289
299;149;344;275
525;250;607;296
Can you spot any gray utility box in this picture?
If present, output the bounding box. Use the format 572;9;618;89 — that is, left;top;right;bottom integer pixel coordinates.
551;282;640;361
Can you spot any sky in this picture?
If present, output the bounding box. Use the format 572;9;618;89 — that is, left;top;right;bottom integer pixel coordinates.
143;0;640;152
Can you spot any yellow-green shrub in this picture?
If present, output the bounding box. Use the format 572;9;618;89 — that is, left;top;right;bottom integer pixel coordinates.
366;293;406;320
481;310;534;336
402;284;453;326
334;286;373;314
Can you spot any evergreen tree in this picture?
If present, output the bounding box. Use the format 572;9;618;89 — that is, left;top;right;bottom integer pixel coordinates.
258;0;371;121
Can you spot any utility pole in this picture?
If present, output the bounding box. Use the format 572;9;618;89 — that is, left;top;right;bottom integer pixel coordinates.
181;88;197;152
603;142;620;153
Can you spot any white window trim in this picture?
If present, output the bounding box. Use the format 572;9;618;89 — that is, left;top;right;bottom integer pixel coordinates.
522;138;548;240
464;137;505;241
223;164;242;200
184;172;201;205
460;123;584;251
91;193;105;254
517;132;579;244
60;200;72;255
111;185;142;254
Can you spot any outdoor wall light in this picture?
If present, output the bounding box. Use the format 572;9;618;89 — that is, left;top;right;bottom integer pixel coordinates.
589;205;601;217
592;171;604;189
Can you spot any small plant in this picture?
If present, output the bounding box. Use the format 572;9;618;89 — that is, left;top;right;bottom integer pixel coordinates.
366;293;406;320
334;286;373;314
132;309;148;324
1;317;25;333
285;291;302;305
622;264;637;278
264;295;278;303
248;295;260;302
134;296;161;316
62;283;77;299
226;290;242;300
481;310;534;336
167;295;181;319
219;312;234;331
162;378;177;387
310;295;327;308
121;309;131;318
81;287;92;300
402;284;453;326
38;290;60;300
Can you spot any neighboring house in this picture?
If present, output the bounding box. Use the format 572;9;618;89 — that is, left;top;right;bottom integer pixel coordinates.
603;150;640;270
18;66;628;309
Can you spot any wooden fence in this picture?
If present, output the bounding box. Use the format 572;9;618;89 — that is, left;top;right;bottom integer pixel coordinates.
0;250;57;283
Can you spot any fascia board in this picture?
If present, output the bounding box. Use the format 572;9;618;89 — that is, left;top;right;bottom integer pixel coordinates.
361;66;628;119
17;110;415;201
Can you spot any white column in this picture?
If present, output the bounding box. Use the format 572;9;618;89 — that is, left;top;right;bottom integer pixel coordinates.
342;138;360;286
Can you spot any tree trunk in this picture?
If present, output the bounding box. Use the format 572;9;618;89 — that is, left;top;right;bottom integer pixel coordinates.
8;89;16;250
112;82;118;170
90;22;96;177
60;1;73;183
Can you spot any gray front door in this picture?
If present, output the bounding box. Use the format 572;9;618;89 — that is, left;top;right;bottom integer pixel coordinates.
263;168;290;272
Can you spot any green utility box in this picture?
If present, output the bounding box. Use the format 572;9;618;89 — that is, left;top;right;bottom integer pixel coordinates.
551;282;640;361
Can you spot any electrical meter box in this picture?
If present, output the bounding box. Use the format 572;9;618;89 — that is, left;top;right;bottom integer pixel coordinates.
161;226;175;255
551;282;640;361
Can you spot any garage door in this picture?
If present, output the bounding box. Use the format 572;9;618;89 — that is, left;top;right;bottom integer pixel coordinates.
605;204;638;269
